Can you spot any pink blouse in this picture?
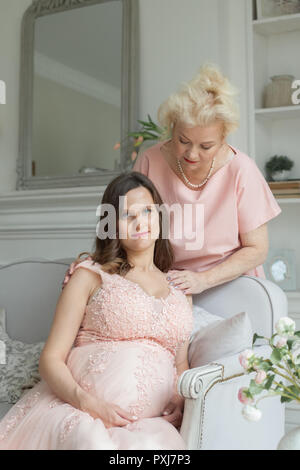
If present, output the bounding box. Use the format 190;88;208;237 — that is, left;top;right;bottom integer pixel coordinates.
133;141;282;278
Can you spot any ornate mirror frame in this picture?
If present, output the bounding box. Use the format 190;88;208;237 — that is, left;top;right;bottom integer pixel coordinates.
17;0;138;190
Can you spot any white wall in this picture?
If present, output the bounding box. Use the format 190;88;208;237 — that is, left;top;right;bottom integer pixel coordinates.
138;0;250;153
0;0;250;193
138;0;221;120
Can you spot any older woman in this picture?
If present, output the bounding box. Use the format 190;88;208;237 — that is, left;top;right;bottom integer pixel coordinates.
133;64;281;296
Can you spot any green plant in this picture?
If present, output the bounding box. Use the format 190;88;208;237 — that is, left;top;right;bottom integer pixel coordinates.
113;115;166;164
265;155;294;176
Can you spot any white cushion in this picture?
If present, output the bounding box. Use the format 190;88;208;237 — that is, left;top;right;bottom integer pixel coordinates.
188;311;253;368
190;305;223;341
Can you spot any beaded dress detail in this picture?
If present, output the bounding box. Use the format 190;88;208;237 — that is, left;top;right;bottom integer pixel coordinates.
0;259;193;450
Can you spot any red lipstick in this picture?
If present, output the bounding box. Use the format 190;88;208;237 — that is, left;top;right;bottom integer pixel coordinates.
184;157;198;164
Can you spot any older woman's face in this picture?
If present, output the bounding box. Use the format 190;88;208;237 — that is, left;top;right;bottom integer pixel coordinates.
172;121;225;169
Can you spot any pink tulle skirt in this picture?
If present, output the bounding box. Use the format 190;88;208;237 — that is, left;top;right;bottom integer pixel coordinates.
0;340;186;450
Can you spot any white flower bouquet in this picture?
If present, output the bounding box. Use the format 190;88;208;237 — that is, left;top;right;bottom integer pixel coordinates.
238;317;300;421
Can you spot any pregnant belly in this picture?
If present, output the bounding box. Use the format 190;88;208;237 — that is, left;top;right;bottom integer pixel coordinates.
66;340;176;419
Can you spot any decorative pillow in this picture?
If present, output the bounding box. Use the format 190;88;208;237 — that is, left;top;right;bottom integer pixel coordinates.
0;308;44;404
190;304;223;342
188;311;253;368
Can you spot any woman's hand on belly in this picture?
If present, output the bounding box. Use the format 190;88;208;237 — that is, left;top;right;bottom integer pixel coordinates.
167;270;208;295
79;392;138;428
161;395;185;430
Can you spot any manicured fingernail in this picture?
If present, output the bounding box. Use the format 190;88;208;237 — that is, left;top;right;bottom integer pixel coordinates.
132;416;138;420
163;411;169;415
167;277;170;280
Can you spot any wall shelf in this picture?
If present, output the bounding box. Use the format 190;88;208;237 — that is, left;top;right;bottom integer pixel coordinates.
248;1;300;436
253;13;300;36
255;105;300;120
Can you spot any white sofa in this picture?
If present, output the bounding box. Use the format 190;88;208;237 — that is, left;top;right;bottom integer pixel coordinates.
0;259;287;449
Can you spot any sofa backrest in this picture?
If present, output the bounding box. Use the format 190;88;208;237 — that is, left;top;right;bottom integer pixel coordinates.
192;275;288;338
0;259;73;343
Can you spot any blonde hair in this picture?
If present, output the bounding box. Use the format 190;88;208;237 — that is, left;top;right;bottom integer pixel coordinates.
158;63;240;140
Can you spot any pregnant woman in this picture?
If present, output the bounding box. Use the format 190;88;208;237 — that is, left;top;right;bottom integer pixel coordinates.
0;172;193;450
133;64;282;295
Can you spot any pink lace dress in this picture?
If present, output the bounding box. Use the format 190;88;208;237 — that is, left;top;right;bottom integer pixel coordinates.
0;259;193;450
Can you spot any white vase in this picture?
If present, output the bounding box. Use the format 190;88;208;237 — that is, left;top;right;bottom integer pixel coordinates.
277;426;300;450
264;75;295;108
271;170;291;181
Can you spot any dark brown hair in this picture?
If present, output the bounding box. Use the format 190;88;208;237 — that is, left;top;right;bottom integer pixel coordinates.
76;171;174;275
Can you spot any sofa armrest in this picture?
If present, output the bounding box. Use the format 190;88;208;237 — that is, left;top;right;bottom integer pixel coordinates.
178;362;224;449
177;345;272;449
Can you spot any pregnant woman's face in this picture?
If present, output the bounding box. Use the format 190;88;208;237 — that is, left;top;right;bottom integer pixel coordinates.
171;121;225;171
118;187;160;252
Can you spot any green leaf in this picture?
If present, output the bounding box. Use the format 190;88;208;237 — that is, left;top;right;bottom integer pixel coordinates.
289;385;300;396
147;114;155;125
270;349;282;364
287;359;294;368
127;132;144;138
281;396;293;403
249;379;264;396
141;131;160;139
139;118;152;125
137;120;161;132
252;333;265;346
264;374;275;390
259;361;274;372
277;383;299;403
137;120;156;129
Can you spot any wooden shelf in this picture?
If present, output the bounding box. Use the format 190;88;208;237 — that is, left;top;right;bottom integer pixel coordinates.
255;105;300;120
253;13;300;35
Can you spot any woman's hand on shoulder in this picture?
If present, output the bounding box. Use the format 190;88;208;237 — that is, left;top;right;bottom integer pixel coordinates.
167;269;209;295
62;256;92;289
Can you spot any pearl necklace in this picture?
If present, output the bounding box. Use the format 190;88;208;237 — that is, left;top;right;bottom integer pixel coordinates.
177;157;216;189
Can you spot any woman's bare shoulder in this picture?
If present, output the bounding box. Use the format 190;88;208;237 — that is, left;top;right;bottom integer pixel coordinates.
65;264;103;293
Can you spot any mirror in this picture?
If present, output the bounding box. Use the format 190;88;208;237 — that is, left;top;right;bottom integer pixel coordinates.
17;0;138;190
